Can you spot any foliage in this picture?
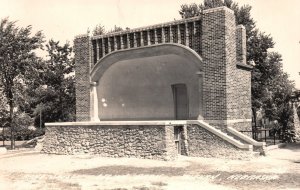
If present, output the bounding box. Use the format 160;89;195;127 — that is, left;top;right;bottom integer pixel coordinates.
107;25;123;34
26;40;75;126
0;17;44;149
92;24;106;36
92;24;124;36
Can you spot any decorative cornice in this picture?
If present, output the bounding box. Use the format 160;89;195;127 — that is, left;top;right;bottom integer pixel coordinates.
203;6;234;14
74;34;90;40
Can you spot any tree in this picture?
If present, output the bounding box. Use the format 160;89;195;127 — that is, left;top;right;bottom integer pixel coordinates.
107;25;123;33
92;24;124;36
262;53;294;129
0;18;44;149
92;24;106;36
179;0;295;131
26;40;75;126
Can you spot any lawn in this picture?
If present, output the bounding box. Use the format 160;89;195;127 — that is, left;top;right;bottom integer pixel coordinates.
0;143;299;190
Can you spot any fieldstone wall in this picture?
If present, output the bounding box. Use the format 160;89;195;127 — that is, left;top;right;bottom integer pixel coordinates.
187;124;252;159
42;124;177;161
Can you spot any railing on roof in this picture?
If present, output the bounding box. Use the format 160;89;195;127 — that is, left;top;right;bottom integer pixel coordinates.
90;16;203;66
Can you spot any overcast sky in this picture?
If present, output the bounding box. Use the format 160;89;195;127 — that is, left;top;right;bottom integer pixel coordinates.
0;0;299;89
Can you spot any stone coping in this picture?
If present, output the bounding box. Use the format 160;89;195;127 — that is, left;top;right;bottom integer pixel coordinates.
45;120;190;126
227;127;266;147
237;63;253;71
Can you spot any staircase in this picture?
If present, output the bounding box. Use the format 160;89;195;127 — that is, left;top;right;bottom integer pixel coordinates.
187;120;266;156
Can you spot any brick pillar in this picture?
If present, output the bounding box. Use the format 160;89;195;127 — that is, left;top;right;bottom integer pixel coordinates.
107;37;111;53
147;30;151;46
236;25;247;64
101;38;105;56
114;36;118;51
161;27;165;43
177;25;181;44
185;23;189;47
140;31;144;46
74;35;91;121
133;33;137;47
202;7;237;126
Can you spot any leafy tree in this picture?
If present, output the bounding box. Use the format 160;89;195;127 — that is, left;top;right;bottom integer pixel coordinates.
93;24;124;36
92;24;106;36
26;40;75;127
0;18;43;149
262;53;294;129
107;25;123;33
178;0;294;131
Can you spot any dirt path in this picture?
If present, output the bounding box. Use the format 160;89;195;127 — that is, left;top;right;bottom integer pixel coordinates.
0;143;299;190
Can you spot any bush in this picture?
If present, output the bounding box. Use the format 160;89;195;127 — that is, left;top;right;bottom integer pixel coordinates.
0;127;45;141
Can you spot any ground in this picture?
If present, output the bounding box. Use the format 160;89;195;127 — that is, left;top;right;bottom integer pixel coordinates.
0;143;299;190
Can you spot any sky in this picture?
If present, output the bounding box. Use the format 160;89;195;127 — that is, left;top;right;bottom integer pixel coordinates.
0;0;299;89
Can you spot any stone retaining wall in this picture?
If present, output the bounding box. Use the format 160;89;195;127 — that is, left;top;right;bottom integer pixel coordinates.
42;124;177;161
187;124;252;159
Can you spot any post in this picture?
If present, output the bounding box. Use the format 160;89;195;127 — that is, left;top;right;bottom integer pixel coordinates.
90;82;100;122
40;109;42;129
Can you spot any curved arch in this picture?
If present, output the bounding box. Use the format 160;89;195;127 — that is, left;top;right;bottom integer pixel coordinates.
90;43;203;82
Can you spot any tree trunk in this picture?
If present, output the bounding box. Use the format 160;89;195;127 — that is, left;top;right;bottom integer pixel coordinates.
252;108;257;139
2;125;4;146
9;96;15;150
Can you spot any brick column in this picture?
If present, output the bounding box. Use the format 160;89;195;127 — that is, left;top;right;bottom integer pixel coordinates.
74;35;91;121
202;7;237;126
120;35;124;49
185;23;189;47
154;29;158;44
170;26;174;43
133;33;137;47
147;30;151;46
177;25;181;44
161;27;165;43
102;38;105;56
114;36;118;51
107;37;111;53
140;31;144;47
236;25;247;64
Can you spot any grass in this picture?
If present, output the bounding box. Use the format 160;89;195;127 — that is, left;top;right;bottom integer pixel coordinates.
72;165;185;176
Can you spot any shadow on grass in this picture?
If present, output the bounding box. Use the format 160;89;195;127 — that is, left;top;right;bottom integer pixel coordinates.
280;143;300;152
72;165;186;176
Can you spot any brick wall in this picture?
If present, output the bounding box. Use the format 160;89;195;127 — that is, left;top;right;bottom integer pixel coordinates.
202;7;234;121
201;7;252;131
74;35;91;121
74;6;252;132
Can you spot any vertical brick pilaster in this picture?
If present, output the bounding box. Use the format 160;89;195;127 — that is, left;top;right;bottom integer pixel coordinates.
202;7;236;124
74;35;91;121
